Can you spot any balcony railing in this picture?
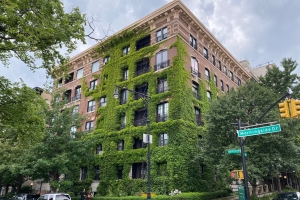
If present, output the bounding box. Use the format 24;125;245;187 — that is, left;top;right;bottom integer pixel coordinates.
72;94;81;101
193;92;201;100
196;119;204;126
191;67;201;78
154;60;170;71
136;65;150;76
157;86;169;93
134;92;148;100
134;119;147;126
156;115;168;122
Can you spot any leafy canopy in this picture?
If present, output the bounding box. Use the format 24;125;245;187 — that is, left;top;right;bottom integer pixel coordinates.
0;0;86;76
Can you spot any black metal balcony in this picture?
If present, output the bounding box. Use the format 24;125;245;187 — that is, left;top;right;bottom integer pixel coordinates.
134;92;148;100
72;94;81;101
136;66;150;76
191;67;201;78
157;86;169;94
134;119;147;126
154;60;170;71
156;115;168;122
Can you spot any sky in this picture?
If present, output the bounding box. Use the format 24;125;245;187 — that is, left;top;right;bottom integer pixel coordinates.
1;0;300;88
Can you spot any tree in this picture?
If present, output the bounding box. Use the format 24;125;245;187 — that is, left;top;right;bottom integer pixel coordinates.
259;58;300;97
0;76;47;191
202;81;300;194
1;0;86;76
21;90;93;192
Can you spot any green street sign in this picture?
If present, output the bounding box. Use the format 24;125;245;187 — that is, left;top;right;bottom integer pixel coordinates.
238;124;281;137
238;185;246;200
228;149;241;154
227;149;247;157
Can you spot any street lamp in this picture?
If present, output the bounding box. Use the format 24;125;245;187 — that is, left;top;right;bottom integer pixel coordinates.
114;85;152;199
30;182;33;193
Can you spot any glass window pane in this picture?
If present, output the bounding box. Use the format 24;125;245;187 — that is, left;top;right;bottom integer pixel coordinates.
77;68;83;79
92;61;99;73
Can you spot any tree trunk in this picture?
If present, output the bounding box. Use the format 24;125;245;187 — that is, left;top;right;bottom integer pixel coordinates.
277;176;282;192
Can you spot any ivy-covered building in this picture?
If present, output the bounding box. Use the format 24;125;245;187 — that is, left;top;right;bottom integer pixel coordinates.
55;0;253;196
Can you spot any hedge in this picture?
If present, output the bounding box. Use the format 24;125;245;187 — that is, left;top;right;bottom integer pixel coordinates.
71;190;229;200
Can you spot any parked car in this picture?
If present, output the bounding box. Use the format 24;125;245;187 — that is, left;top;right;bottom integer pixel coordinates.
273;192;300;200
37;193;71;200
11;194;40;200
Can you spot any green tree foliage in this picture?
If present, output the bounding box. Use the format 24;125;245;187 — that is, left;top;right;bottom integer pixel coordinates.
259;58;300;97
202;81;300;192
0;0;86;76
21;90;93;191
0;76;47;191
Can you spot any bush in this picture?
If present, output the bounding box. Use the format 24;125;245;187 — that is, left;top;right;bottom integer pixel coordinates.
21;186;31;193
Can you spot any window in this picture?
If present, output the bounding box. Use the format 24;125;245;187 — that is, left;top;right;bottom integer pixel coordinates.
103;56;110;65
158;133;168;146
230;71;234;81
72;86;81;101
100;97;107;107
85;121;94;130
92;61;99;73
104;74;108;81
117;140;124;151
70;126;76;139
190;35;197;49
65;72;74;84
123;68;129;80
120;115;126;129
87;100;95;112
136;58;150;76
132;163;146;179
155;50;169;71
123;46;130;55
96;144;102;155
156;27;168;42
136;35;150;50
214;75;218;87
192;81;200;100
133;138;144;149
134;109;147;126
205;68;210;81
157;78;168;93
220;80;224;91
238;78;241;86
191;57;199;77
72;105;79;115
203;48;208;60
117;166;123;179
134;84;148;100
90;79;98;90
194;107;203;126
157;102;168;122
64;90;72;103
94;166;100;180
57;78;62;88
218;61;222;71
120;89;128;104
76;68;83;79
80;167;87;180
223;66;227;75
157;162;167;176
226;84;230;92
207;91;212;100
212;55;216;66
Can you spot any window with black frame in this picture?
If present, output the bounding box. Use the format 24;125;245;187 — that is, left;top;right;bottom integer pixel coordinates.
87;100;95;112
155;50;169;71
157;102;168;122
158;133;168;146
190;35;197;49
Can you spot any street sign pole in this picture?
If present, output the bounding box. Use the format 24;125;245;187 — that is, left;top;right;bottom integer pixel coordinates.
239;119;250;200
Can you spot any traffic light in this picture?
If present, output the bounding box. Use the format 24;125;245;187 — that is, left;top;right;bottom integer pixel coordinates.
289;99;300;118
231;170;244;179
278;100;290;118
